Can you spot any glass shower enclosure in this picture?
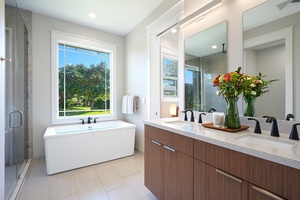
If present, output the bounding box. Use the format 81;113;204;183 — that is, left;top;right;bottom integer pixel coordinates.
4;0;29;199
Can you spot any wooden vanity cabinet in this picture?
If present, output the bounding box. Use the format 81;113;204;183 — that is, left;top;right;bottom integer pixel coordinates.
145;125;300;200
194;142;249;200
145;137;164;200
249;156;300;200
144;125;194;200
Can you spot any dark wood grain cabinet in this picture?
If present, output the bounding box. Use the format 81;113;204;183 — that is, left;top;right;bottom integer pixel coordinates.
194;141;249;200
145;125;300;200
144;137;164;200
144;125;193;200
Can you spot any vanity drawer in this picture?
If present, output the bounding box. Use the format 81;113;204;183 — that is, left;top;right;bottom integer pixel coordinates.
194;139;207;162
206;143;250;180
174;133;193;157
145;125;164;143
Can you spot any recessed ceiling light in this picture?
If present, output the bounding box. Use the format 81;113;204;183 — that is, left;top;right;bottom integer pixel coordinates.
212;45;217;49
171;28;177;33
88;12;97;19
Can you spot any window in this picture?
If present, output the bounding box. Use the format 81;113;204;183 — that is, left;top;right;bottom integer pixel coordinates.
161;47;178;101
185;65;202;111
51;31;117;124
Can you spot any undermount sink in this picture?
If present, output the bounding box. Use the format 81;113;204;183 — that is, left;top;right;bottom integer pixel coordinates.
164;121;193;127
164;121;194;132
235;134;296;150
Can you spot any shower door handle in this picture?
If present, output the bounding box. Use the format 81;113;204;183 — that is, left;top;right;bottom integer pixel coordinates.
9;111;23;128
0;57;12;62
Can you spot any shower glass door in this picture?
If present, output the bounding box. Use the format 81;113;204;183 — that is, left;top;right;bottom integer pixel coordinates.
4;0;28;199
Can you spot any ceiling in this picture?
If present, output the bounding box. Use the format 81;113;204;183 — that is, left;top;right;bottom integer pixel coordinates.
185;21;226;58
10;0;165;36
244;0;300;31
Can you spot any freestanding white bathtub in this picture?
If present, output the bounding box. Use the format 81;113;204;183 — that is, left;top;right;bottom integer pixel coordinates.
44;120;136;175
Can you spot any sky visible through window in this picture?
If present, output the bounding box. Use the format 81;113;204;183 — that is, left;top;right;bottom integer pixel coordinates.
59;44;110;68
185;69;194;84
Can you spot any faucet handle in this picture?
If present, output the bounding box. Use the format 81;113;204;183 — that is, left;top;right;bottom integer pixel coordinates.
289;123;300;140
286;113;294;121
264;116;279;137
190;112;195;122
80;118;85;124
182;111;188;121
248;118;262;134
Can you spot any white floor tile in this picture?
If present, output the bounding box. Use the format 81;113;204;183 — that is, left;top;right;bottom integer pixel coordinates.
95;166;127;192
76;179;109;200
125;173;158;200
107;185;140;200
73;167;97;185
18;182;49;200
18;152;154;200
49;172;77;200
112;161;140;178
58;194;79;200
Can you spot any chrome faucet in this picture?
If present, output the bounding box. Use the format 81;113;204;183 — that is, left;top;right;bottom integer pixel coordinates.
264;116;279;137
87;117;92;124
182;110;194;122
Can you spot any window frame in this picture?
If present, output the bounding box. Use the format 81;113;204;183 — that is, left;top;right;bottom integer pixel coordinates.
160;46;179;102
51;31;117;124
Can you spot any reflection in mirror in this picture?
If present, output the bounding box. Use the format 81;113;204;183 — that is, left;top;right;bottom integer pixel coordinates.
184;21;227;113
243;0;300;120
160;25;179;118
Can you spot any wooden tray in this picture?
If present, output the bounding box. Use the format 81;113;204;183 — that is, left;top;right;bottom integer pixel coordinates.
202;123;249;133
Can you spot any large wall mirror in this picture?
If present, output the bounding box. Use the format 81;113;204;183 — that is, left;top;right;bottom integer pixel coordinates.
184;20;227;113
243;0;300;120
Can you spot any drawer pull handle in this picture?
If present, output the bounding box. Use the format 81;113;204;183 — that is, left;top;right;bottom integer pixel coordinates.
163;145;176;152
216;169;242;183
252;186;285;200
151;140;161;146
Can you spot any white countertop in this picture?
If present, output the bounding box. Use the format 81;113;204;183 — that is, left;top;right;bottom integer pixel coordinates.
144;118;300;170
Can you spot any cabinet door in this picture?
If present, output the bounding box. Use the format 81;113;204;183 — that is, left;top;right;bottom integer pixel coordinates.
249;184;287;200
144;138;164;200
194;159;206;200
206;165;248;200
163;145;193;200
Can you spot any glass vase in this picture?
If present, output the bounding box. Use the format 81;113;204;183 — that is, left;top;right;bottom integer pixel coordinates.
244;97;256;117
224;96;241;129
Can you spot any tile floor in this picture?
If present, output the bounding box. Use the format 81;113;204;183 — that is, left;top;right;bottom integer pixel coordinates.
17;152;157;200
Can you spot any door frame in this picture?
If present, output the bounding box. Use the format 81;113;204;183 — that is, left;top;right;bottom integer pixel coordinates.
1;0;6;199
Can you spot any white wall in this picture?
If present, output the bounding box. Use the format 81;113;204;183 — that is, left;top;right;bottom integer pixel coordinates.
124;0;181;152
125;0;267;153
32;13;125;158
255;45;285;119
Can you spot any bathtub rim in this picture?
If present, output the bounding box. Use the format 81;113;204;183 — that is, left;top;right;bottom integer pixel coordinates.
44;120;136;139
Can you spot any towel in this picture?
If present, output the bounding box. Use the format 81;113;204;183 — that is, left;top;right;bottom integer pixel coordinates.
122;95;128;114
127;95;138;114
